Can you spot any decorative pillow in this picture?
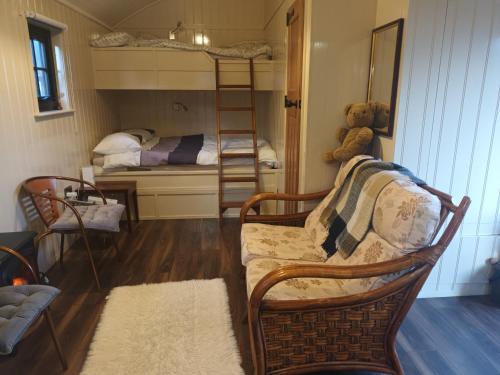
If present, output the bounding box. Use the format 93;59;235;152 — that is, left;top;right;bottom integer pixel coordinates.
123;128;155;144
89;32;134;47
93;132;142;155
372;180;441;250
325;230;406;294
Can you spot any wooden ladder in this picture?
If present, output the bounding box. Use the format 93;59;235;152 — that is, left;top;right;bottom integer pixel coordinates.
215;58;260;219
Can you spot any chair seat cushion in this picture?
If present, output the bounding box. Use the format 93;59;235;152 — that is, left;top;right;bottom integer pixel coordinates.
241;223;327;266
50;204;125;232
246;257;349;301
0;285;60;355
246;231;407;301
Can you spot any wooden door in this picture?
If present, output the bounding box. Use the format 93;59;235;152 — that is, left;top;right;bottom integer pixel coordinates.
284;0;305;214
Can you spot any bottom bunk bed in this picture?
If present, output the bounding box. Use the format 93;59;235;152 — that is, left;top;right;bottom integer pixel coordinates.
94;165;282;219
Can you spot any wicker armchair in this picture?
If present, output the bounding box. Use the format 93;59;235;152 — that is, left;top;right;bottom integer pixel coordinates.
240;186;470;375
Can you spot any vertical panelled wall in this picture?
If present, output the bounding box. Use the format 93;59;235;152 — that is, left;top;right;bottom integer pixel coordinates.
395;0;500;297
0;0;119;270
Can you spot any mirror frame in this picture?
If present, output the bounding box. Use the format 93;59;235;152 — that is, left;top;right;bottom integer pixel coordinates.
367;18;404;138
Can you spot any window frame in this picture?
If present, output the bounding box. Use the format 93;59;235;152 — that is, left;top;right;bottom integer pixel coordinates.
28;22;60;112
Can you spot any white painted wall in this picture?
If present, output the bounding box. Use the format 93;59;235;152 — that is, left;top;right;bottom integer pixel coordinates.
395;0;500;297
299;0;377;193
373;0;409;161
0;0;119;271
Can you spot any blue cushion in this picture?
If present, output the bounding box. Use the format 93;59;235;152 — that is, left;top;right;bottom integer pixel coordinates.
0;285;60;355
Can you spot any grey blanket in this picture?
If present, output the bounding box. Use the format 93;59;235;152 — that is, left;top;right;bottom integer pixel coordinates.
141;134;204;166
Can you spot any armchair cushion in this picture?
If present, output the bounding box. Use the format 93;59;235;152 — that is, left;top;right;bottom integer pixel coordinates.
0;285;60;355
50;204;125;232
372;180;441;250
241;224;327;266
326;230;408;293
246;231;406;301
246;258;349;301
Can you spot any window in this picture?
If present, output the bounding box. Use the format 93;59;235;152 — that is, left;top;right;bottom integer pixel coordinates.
28;23;61;112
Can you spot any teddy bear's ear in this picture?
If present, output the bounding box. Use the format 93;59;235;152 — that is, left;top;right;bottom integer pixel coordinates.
344;104;353;116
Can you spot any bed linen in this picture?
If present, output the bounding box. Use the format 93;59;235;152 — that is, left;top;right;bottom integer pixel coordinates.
94;135;278;169
90;32;272;59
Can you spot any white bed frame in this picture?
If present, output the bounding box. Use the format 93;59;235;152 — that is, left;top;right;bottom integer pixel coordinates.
94;165;281;219
91;48;277;91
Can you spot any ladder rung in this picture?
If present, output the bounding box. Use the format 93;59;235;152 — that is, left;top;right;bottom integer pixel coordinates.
221;177;258;183
219;129;255;135
220;152;256;159
218;106;254;111
220;201;247;209
218;84;252;89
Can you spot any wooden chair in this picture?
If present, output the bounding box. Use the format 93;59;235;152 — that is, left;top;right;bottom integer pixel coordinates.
240;186;470;375
23;176;123;290
0;246;67;370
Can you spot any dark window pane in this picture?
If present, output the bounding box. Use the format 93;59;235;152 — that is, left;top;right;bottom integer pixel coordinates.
36;70;50;98
32;39;47;68
28;22;59;112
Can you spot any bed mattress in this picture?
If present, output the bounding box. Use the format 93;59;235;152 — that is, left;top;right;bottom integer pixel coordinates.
93;135;278;170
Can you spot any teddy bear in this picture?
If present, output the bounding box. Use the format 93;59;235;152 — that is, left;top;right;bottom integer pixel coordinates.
323;102;377;162
373;101;390;129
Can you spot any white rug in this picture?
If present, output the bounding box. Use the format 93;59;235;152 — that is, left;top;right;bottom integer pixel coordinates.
81;279;244;375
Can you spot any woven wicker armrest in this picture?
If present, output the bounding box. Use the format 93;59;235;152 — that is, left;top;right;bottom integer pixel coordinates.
240;190;330;224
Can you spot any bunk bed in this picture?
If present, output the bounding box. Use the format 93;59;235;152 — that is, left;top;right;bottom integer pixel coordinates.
91;48;276;91
90;34;282;219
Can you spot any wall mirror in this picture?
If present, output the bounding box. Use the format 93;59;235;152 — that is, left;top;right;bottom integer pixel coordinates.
367;18;404;137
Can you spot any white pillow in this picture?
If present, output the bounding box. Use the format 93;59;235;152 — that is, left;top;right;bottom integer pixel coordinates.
93;133;142;155
123;128;154;144
103;151;141;169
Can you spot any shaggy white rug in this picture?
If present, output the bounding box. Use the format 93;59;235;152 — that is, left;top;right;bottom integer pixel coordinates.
81;279;244;375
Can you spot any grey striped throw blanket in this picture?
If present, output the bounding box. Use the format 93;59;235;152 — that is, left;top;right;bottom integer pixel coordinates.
320;157;425;258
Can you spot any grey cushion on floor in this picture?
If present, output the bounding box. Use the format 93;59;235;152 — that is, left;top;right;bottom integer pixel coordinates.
0;285;60;355
50;204;125;232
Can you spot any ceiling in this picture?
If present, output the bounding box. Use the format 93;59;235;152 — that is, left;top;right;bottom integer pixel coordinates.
63;0;158;28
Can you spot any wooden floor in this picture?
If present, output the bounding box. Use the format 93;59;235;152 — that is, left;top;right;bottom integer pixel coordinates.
1;219;499;375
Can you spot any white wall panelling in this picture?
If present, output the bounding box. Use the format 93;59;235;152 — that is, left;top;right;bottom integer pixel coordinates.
0;0;119;271
394;0;500;297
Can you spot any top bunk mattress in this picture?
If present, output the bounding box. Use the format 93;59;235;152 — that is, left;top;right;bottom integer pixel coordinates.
90;32;272;60
93;134;278;170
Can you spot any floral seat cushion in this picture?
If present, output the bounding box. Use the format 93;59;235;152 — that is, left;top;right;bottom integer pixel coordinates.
246;257;349;301
246;230;407;300
241;224;327;266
